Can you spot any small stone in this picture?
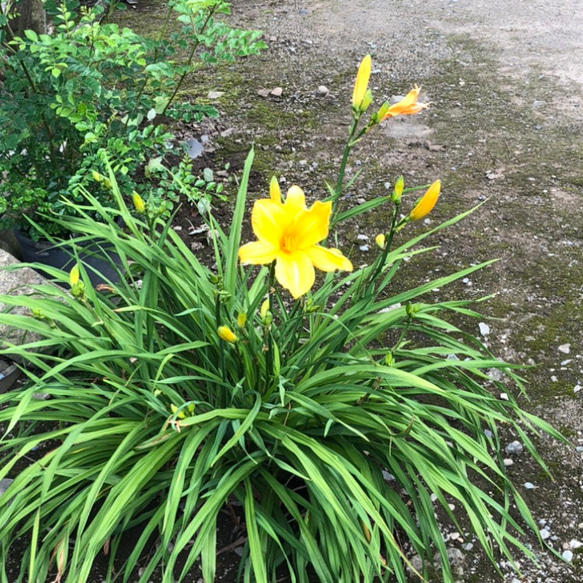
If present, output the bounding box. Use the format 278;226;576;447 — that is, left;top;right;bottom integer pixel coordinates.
359;245;370;252
257;88;270;98
558;343;571;354
0;478;13;496
478;322;490;336
570;539;583;549
540;528;551;540
270;87;283;97
503;458;514;467
382;470;395;482
523;482;536;489
499;393;509;401
574;385;581;393
317;85;329;95
356;234;369;241
562;550;573;562
462;543;474;551
448;503;456;511
449;531;460;541
505;441;523;455
207;91;224;99
484;429;493;438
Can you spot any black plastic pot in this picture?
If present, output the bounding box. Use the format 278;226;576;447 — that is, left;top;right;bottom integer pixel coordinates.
0;359;20;394
14;229;123;287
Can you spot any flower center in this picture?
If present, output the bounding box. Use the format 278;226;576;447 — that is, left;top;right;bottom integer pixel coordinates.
281;232;297;253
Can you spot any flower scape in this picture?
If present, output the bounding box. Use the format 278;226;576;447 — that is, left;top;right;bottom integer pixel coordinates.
0;54;564;583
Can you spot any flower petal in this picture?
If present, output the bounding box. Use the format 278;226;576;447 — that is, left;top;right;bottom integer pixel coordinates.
307;246;353;272
251;199;289;246
293;201;332;249
270;176;281;204
284;185;307;213
239;241;278;265
275;252;315;299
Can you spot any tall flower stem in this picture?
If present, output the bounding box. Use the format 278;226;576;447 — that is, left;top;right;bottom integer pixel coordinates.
363;201;400;295
264;262;276;396
330;116;371;227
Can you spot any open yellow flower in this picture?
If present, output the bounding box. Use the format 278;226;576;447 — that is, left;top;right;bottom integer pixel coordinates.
239;184;353;299
380;85;428;120
409;180;441;221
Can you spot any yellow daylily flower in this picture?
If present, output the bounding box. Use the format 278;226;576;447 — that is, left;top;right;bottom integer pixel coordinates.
217;325;237;343
409;180;441;221
352;55;372;111
380;85;428;120
239;186;353;299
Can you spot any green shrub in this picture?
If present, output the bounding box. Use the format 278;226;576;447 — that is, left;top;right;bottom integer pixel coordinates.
0;0;265;239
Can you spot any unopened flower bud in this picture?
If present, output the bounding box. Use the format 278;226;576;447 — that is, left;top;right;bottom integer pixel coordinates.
217;325;237;343
391;176;404;204
236;312;247;328
375;234;386;249
260;299;270;319
69;265;80;287
352;55;372;111
409;180;441;221
361;89;373;112
132;192;146;214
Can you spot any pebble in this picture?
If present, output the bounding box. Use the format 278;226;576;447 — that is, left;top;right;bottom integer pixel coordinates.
540;528;551;540
574;385;581;393
317;85;329;95
478;322;490;336
523;482;536;489
499;392;509;401
503;458;514;467
462;543;473;551
558;343;571;354
0;478;13;496
359;245;370;252
505;441;523;455
562;550;573;562
484;429;493;438
270;87;283;97
570;539;583;549
356;234;369;240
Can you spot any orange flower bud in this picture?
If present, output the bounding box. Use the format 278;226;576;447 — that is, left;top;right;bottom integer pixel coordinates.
409;180;441;221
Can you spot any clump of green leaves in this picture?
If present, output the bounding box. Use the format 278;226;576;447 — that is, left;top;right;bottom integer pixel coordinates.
0;0;265;239
0;150;564;582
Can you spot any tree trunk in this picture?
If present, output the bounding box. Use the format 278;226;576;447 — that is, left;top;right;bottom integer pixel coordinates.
10;0;47;37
